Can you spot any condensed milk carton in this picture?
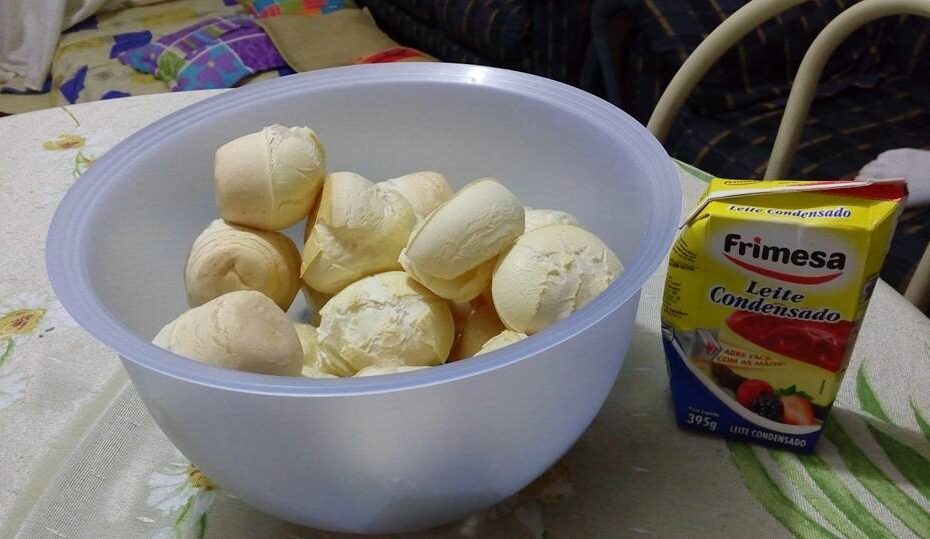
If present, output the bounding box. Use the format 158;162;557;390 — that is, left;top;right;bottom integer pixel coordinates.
661;178;906;451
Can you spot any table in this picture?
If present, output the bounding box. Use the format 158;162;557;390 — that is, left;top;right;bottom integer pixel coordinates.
2;92;930;539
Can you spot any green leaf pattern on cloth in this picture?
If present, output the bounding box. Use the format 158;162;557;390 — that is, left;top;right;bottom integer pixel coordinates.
770;450;891;538
147;460;218;539
730;345;930;538
0;339;26;409
914;402;930;446
728;442;837;538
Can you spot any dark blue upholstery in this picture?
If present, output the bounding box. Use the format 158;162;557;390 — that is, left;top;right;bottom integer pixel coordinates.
357;0;590;83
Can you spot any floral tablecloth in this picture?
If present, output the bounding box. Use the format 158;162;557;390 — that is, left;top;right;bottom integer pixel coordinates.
2;92;930;539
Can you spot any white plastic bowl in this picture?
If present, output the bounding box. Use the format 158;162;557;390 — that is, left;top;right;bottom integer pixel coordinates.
46;64;680;533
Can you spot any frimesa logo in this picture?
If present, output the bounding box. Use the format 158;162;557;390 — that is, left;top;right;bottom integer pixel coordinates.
722;233;846;285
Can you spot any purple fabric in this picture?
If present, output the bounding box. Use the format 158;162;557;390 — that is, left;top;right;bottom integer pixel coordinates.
225;27;284;70
118;15;286;91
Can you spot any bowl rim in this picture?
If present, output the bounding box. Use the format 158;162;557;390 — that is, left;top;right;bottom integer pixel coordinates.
46;63;681;396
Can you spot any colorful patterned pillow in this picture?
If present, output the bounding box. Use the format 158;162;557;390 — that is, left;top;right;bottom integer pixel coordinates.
241;0;351;18
118;15;286;90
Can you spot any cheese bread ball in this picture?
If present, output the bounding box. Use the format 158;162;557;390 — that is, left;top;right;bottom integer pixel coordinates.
294;323;338;378
383;171;453;221
316;272;454;376
399;178;524;302
354;365;428;377
492;225;622;334
301;172;416;294
153;290;302;375
475;330;528;355
450;303;505;360
524;207;579;233
214;125;325;231
185;219;301;310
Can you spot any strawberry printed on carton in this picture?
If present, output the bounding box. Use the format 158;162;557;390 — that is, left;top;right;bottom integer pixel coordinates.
775;386;819;426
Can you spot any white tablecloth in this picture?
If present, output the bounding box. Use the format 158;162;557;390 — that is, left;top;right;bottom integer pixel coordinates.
3;93;930;538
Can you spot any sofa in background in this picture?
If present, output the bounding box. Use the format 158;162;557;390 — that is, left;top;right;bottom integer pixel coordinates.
356;0;591;84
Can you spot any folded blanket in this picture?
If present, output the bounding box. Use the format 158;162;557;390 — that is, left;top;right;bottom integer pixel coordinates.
259;8;433;72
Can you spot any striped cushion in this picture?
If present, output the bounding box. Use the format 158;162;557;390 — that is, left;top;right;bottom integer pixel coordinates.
358;0;588;83
389;0;439;22
891;14;930;84
432;0;530;63
359;0;490;65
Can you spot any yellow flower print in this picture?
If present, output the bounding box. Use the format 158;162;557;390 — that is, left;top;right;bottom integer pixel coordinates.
40;107;121;178
71;126;120;177
187;465;217;491
0;291;71;409
147;458;218;539
0;308;47;340
42;133;86;151
42;108;121;179
0;292;75;348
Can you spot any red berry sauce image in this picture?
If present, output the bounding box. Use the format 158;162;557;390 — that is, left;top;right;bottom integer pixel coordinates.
725;311;854;372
